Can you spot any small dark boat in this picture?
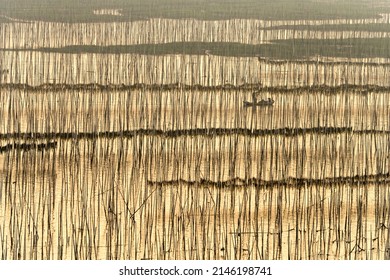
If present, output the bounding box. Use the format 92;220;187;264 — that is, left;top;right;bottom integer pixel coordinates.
244;97;274;107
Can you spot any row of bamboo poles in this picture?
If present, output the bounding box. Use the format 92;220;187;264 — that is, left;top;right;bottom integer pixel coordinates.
1;51;390;86
3;12;390;25
1;132;389;181
143;133;389;181
0;87;389;135
0;134;389;259
92;9;123;16
1;16;390;48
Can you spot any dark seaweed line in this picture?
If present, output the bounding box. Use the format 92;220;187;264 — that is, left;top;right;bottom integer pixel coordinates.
256;57;390;67
1;83;389;94
2;127;390;141
148;173;390;188
0;127;356;141
0;142;57;153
